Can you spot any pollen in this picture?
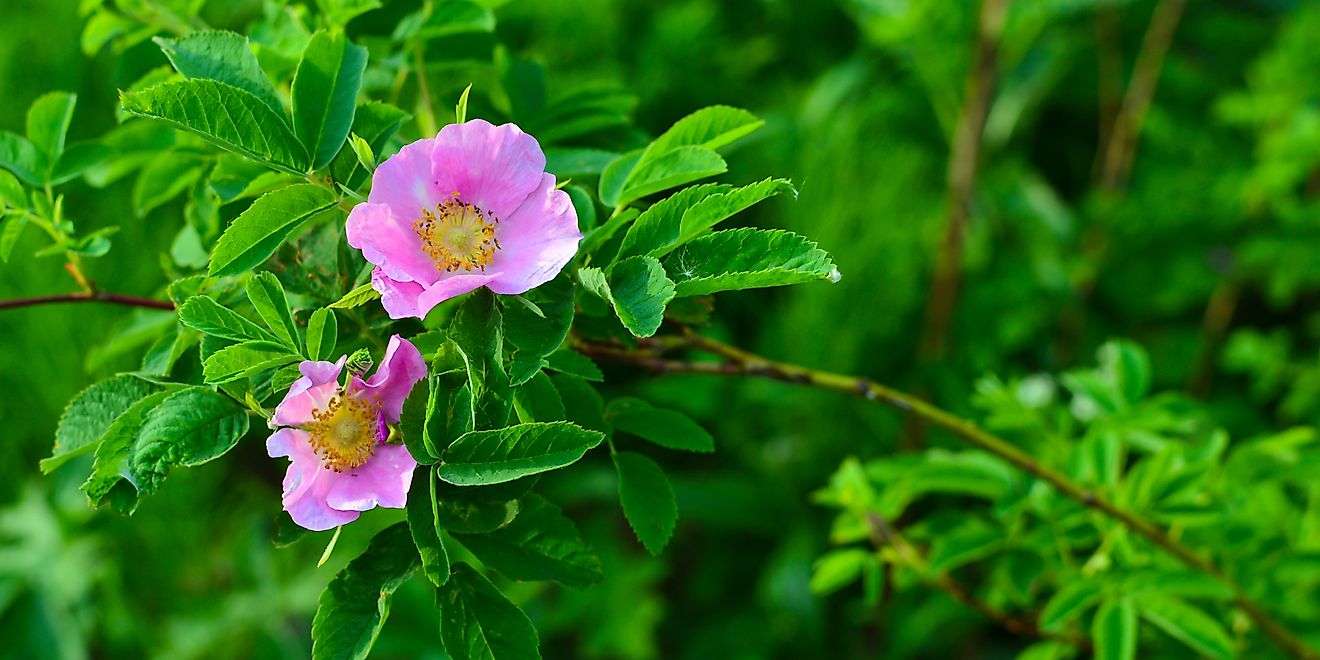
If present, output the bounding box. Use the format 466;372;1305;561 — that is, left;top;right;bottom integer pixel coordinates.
306;392;380;472
414;195;500;273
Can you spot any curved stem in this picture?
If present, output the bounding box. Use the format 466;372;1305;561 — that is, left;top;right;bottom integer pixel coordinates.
576;334;1318;660
0;291;174;312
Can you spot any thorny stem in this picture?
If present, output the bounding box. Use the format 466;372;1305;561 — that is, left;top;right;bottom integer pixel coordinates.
864;513;1090;649
576;333;1319;660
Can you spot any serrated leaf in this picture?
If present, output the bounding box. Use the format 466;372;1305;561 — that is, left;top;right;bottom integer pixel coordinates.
329;282;382;309
311;523;420;660
247;272;302;351
1093;598;1138;660
544;350;602;382
453;494;602;587
513;370;565;423
504;273;573;386
579;256;675;338
292;31;368;170
1137;595;1234;659
406;467;450;587
203;340;301;384
1040;581;1103;632
451;290;512;429
437;497;519;534
209;184;339;277
614;451;677;555
438;563;541;660
43;375;161;474
615;183;728;262
438;421;604;486
155;31;284;116
606;397;713;452
307;308;338;361
329;102;409;188
677;177;794;246
27;92;76;163
645;105;764;156
597;149;641;208
664;228;836;297
617;146;726;208
178;295;279;343
81;390;172;508
121;79;309;173
128;387;249;494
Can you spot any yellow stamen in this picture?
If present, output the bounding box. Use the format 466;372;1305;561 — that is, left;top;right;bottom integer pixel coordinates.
414;194;500;272
306;392;379;472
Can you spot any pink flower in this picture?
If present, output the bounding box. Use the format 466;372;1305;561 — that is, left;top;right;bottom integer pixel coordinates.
346;119;582;319
266;335;427;531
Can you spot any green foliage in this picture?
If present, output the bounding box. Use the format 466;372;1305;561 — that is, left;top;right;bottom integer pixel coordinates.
291;30;367;169
438;564;541;660
208;184;339;276
613;451;677;555
438;422;605;486
311;523;420;660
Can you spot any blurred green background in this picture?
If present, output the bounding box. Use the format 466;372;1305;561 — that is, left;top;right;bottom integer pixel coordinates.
3;0;1320;657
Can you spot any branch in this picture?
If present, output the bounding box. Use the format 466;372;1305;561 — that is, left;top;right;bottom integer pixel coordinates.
919;0;1011;361
864;513;1089;649
577;334;1318;660
0;291;174;312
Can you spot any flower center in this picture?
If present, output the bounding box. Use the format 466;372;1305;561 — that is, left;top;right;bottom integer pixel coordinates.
306;392;380;472
414;196;500;272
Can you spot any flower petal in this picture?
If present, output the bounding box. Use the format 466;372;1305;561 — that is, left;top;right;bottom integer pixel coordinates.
271;357;346;427
346;202;439;285
371;267;500;320
324;443;417;512
267;429;360;531
417;272;502;315
358;335;428;422
368;136;445;223
431;119;546;219
488;173;582;295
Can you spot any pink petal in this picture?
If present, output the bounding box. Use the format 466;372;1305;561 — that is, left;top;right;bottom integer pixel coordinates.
358;335;428;422
430;120;546;220
271;358;346;427
488;173;582;295
367;136;445;223
346;202;440;285
324;443;417;511
371;267;500;320
267;429;360;531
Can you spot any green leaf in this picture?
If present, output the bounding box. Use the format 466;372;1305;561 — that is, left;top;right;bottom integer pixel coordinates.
451;290;513;429
455;83;472;124
580;256;675;338
329;102;409;188
613;451;677;555
664;228;836;297
438;421;605;486
616;146;726;208
545;148;618;178
406;468;450;587
1137;595;1234;660
677;177;795;246
348;133;374;171
178;295;279;343
606;397;713;452
203;340;301;384
154;31;284;116
27;92;77;163
42;375;162;474
544;350;603;382
209;184;339;277
292;30;368;170
504;273;574;386
645;105;764;156
307;308;338;361
312;523;420;660
1039;581;1103;632
579;206;638;255
925;521;1003;573
328;282;381;309
615;183;728;262
247;272;302;352
80;390;172;507
0;131;44;186
0;213;26;262
420;2;495;39
454;494;603;587
131;152;207;217
513;370;565;423
438;563;541;660
0;169;25;209
1092;598;1138;660
121;79;309;173
598;149;642;207
128;387;250;494
436;497;519;534
810;548;871;596
316;0;382;27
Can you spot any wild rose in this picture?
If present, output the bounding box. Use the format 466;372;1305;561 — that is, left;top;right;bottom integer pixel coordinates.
266;335;426;531
346;119;582;319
